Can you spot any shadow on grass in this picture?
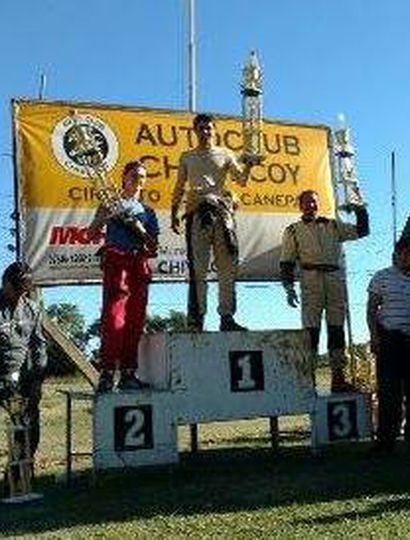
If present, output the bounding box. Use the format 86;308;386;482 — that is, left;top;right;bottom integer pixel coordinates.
200;428;310;448
293;495;410;527
1;442;410;536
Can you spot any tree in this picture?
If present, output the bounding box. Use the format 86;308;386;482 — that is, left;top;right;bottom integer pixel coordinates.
84;318;102;365
146;310;188;333
46;303;88;376
83;310;188;360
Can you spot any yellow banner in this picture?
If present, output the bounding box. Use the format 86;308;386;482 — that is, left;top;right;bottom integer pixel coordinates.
15;100;335;216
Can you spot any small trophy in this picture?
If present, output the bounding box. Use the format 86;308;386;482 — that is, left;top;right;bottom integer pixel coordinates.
68;111;123;213
334;114;365;210
1;386;42;503
241;51;263;165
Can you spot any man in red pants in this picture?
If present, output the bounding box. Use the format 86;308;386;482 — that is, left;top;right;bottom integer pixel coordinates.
90;160;159;392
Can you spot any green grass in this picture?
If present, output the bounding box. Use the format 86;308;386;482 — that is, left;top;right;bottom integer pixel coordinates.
1;375;410;539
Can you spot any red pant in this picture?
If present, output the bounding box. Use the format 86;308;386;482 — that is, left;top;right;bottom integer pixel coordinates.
100;247;151;371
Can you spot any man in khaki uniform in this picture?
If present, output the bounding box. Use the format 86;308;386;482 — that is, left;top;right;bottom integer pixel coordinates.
280;189;369;392
171;113;253;332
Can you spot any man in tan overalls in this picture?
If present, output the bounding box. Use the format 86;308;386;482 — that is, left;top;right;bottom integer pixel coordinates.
171;113;253;332
280;189;369;392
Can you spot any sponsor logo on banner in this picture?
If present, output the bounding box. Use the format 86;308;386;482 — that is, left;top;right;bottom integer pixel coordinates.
49;225;105;246
51;114;119;177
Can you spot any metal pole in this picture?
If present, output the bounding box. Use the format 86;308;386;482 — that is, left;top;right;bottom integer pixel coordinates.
187;0;198;451
391;151;397;246
38;72;47;100
10;100;21;261
330;127;355;381
188;0;196;112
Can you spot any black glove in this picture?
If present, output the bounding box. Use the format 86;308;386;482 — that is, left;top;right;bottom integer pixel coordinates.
0;378;15;404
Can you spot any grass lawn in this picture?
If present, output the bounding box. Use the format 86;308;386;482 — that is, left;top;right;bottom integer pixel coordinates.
1;376;410;539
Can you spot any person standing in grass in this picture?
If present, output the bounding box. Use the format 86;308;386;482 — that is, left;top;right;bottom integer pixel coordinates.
0;262;47;458
367;239;410;453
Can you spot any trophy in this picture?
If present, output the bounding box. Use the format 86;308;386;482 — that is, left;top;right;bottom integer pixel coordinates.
68;110;120;208
1;381;42;502
241;51;264;164
334;114;365;210
68;111;155;249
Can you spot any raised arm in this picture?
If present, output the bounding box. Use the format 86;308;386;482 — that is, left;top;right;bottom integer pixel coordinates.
355;206;370;238
337;206;370;241
228;152;253;188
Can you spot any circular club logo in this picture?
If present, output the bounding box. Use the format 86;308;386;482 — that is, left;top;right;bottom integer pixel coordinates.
51;114;119;177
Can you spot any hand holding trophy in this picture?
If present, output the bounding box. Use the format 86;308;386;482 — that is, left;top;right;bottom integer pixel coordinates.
241;51;264;166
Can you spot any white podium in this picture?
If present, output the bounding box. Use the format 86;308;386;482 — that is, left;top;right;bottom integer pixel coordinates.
94;330;365;470
311;392;372;447
168;330;315;422
94;391;178;470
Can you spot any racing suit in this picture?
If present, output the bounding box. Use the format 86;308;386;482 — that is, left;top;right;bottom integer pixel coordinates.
280;208;369;388
172;146;245;329
92;199;159;372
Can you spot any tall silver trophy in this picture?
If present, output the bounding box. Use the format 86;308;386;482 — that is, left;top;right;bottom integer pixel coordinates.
241;51;263;164
333;114;365;209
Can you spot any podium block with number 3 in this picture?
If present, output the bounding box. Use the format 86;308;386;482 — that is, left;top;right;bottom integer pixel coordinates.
311;393;372;447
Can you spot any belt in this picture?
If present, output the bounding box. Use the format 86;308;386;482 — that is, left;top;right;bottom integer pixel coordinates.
301;263;339;272
105;245;144;256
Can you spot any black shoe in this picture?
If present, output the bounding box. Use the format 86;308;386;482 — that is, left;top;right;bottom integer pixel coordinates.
187;314;204;333
220;315;248;332
117;374;150;391
96;371;114;393
331;380;358;394
2;471;10;499
368;441;395;457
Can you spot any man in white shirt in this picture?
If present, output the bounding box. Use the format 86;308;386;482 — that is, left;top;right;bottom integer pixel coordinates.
367;239;410;453
171;113;253;332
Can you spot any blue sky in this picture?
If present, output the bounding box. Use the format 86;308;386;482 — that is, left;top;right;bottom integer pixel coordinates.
1;0;409;343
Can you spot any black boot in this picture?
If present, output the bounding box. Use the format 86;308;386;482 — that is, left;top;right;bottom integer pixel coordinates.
220;315;248;332
187;313;204;333
117;372;150;391
96;370;114;393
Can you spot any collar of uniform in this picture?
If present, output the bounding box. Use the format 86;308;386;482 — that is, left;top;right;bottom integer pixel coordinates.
301;215;329;224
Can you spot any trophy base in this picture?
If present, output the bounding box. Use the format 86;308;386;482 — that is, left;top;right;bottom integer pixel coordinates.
338;202;365;213
242;153;264;166
1;492;43;504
